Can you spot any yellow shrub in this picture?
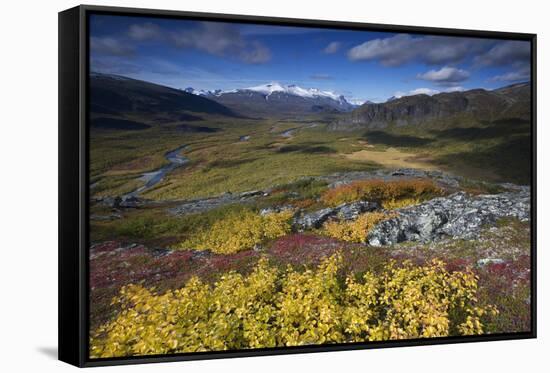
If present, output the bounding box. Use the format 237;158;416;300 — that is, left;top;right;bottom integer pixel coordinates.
382;197;421;210
176;210;294;254
321;179;442;207
91;255;496;358
320;212;390;243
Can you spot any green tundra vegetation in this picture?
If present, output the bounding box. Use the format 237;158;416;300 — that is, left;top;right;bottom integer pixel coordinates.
90;114;530;202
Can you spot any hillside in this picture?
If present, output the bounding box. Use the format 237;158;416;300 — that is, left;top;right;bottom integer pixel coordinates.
90;73;237;121
330;82;531;130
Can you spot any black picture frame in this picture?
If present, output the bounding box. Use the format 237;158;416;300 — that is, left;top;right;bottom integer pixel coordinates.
59;4;537;367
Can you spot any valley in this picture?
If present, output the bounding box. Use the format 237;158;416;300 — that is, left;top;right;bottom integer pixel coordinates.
88;73;532;357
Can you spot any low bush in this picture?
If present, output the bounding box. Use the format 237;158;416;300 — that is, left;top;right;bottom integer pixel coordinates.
321;178;442;207
91;255;496;357
381;197;421;210
291;198;317;209
176;210;294;254
320;212;390;243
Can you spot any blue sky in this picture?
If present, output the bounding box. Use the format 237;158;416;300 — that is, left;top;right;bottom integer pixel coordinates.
90;14;531;103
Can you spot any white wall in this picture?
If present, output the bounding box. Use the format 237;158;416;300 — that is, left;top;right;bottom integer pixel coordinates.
0;0;546;371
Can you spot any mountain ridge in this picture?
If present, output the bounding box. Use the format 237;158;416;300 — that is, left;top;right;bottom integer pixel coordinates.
184;82;356;117
90;72;238;120
329;82;530;131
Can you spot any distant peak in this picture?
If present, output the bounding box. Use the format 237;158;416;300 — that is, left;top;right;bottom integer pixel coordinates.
183;81;354;108
243;82;344;102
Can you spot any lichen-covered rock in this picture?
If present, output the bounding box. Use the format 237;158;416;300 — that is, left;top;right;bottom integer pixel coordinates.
367;190;530;246
259;205;294;216
169;190;267;215
318;168;464;190
336;201;380;220
293;200;380;230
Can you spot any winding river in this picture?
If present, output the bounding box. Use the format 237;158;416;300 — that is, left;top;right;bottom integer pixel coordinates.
127;145;189;197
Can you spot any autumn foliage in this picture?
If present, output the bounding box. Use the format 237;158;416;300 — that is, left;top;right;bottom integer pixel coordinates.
321;178;442;207
90;254;496;357
320;212;391;243
176;210;294;254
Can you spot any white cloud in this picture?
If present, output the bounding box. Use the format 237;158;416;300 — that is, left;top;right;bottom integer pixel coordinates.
445;86;465;92
123;21;272;64
128;23;162;41
489;66;530;82
476;40;530;67
348;34;490;66
239;41;272;64
170;22;271;64
409;88;441;96
348;98;375;105
323;41;341;54
393;85;469;99
90;37;134;56
393;87;440;98
348;34;416;66
417;66;470;85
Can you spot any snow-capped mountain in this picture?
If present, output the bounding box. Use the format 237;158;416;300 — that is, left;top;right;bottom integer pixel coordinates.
245;82;344;102
348;98;375;106
184;87;227;97
184;82;355;117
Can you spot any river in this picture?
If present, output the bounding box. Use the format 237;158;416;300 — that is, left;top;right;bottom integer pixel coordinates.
127;145;189;197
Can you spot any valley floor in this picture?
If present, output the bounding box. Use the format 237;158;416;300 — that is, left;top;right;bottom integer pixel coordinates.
88;115;532;357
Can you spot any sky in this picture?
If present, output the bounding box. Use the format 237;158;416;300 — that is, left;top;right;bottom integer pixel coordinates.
89;14;531;104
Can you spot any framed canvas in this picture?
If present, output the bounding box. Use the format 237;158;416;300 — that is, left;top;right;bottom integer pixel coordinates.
58;4;537;367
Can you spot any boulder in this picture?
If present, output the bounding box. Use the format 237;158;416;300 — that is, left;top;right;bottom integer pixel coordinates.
259;205;294;216
169;189;267;216
367;191;530;246
119;195;145;208
293;200;380;230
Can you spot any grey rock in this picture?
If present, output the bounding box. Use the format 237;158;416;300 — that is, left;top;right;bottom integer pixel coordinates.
293;200;380;230
477;258;505;267
367;190;530;246
96;196;119;208
119;195;145;208
335;200;380;220
150;247;173;258
90;213;122;221
319;168;464;190
169;189;267;215
259;205;294;216
239;190;264;198
293;207;335;230
191;250;211;260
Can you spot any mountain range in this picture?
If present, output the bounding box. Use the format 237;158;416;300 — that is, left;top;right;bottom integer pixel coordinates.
89;72;530;132
184;82;356;117
329;82;531;131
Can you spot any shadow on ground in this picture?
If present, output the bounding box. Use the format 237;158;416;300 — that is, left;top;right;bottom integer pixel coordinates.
37;346;58;360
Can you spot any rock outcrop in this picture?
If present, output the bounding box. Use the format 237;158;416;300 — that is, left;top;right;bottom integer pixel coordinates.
367;190;530;246
317;168;463;190
169;190;268;215
293;200;380;230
